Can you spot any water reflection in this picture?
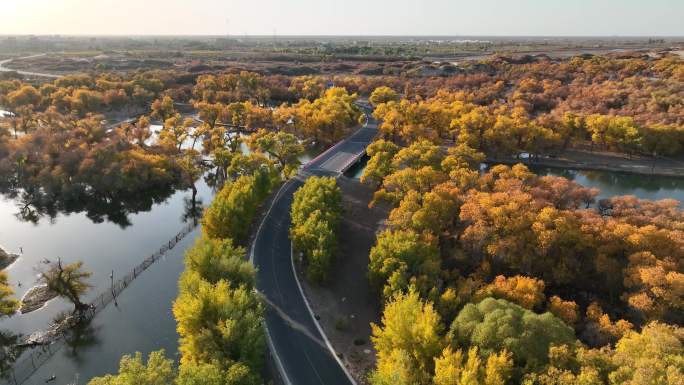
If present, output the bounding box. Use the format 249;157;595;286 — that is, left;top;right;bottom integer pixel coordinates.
181;193;204;225
0;145;314;383
529;166;684;202
61;322;101;365
0;331;20;380
343;155;368;180
4;185;179;228
583;170;684;192
349;160;684;203
3;230;195;385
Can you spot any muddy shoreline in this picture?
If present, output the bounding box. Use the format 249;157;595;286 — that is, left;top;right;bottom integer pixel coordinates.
0;246;19;271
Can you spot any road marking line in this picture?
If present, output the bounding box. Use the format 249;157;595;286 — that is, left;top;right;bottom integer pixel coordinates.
250;179;295;385
249;179;293;264
290;242;359;385
252;108;374;384
263;320;294;385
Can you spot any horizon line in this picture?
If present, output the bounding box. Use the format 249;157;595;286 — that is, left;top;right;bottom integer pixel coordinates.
1;34;683;39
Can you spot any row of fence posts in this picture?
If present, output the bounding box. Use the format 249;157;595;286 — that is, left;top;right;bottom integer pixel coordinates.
2;220;198;385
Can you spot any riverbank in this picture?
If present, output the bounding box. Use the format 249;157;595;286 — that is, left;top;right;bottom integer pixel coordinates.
0;246;19;270
488;148;684;178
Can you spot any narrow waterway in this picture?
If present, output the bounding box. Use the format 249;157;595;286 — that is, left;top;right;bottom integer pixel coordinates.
7;230;197;385
0;141;316;384
346;158;684;202
529;165;684;202
0;175;212;385
0;178;212;336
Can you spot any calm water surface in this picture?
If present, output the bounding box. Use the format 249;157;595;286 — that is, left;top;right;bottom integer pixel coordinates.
0;178;212;385
0;178;212;336
530;166;684;202
9;147;681;384
347;159;684;202
7;231;197;384
0;141;316;384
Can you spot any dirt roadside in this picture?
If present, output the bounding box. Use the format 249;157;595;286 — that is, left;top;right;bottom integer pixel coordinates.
297;176;388;385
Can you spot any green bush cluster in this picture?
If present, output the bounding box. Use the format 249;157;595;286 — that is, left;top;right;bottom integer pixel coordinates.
89;170;277;385
202;169;276;242
290;176;342;284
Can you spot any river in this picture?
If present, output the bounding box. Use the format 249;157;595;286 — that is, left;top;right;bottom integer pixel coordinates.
0;138;315;384
530;166;684;202
346;158;684;202
0;176;213;385
4;152;682;384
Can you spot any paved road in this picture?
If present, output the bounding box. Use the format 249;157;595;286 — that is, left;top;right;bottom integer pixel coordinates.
252;113;378;385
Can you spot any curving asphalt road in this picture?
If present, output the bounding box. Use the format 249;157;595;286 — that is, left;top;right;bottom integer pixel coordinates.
251;111;378;385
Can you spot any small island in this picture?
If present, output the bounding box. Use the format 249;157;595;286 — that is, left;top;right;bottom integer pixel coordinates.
19;285;58;314
0;246;19;271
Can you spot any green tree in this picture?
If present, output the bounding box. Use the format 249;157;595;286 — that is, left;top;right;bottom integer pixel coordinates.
450;298;575;372
87;350;175;385
0;272;18;317
291;176;342;226
370;86;400;106
247;129;304;178
290;176;342;283
37;258;92;312
184;235;255;287
291;210;337;283
371;288;444;385
202;171;275;241
173;275;264;373
369;230;441;301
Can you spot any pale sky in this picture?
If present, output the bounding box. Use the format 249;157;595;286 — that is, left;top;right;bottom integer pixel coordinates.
1;0;682;36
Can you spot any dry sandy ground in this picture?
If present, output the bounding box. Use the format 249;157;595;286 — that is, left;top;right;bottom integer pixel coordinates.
298;176;388;385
